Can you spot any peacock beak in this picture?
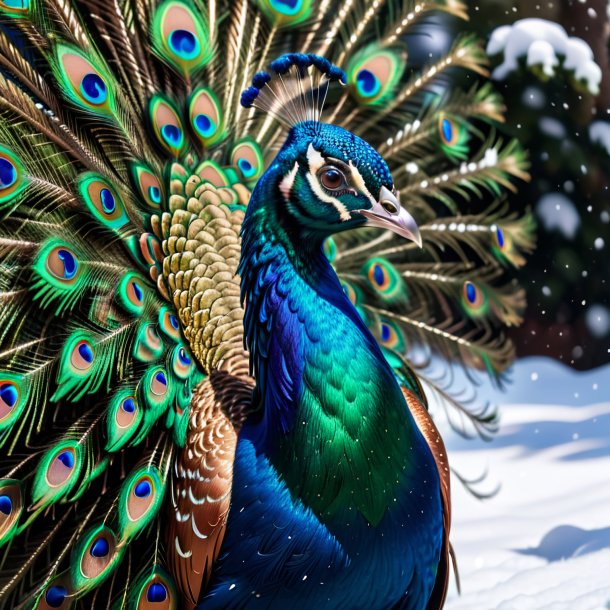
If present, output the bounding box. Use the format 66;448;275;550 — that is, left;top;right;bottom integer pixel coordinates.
356;186;422;247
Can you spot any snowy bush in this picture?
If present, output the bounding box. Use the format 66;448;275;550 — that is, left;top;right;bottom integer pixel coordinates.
487;18;602;95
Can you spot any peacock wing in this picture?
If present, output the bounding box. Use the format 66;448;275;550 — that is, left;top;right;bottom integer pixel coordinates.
166;370;253;609
401;387;452;610
158;166;254;608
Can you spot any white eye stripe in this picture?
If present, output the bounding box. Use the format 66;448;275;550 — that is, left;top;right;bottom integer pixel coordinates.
306;143;325;172
348;160;376;205
280;161;299;201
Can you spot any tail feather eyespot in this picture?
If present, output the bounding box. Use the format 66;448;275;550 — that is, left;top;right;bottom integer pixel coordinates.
54;45;115;116
151;1;212;76
189;88;225;147
106;389;142;452
347;45;406;106
70;525;124;592
78;174;129;231
130;567;177;610
32;441;83;507
362;257;406;302
0;146;25;206
0;374;28;433
461;280;488;317
0;480;22;545
231;139;264;182
118;468;164;541
149;96;186;157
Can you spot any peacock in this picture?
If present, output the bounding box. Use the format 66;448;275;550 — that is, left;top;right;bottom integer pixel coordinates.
0;0;534;608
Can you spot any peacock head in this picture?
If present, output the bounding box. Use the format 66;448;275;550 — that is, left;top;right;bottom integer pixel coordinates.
273;121;421;245
241;53;421;246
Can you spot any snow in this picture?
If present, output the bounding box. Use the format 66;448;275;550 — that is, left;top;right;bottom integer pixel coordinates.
536;193;580;239
590;121;610;155
487;19;602;95
585;305;610;338
435;357;610;609
539;117;567;139
522;86;546;110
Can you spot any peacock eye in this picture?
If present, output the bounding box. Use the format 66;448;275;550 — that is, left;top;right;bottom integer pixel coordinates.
319;166;346;191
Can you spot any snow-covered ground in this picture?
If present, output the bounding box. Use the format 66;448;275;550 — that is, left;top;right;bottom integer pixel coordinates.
440;357;610;609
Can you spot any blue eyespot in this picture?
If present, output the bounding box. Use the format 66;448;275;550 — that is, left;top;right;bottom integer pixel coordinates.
270;0;301;15
496;227;505;248
57;451;74;469
381;324;391;343
178;348;191;365
3;0;30;8
160;124;183;147
147;583;167;602
169;315;179;330
373;264;385;287
90;537;109;557
195;114;216;137
356;69;380;97
155;371;167;386
0;158;17;189
45;585;67;608
121;398;135;413
465;281;477;304
78;342;93;363
0;383;18;409
441;118;453;143
134;480;151;498
131;281;143;303
169;30;199;60
148;185;161;204
80;73;108;105
100;188;115;214
0;495;12;515
57;249;78;280
237;158;255;178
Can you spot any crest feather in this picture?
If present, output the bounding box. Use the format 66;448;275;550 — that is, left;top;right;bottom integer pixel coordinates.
240;53;346;129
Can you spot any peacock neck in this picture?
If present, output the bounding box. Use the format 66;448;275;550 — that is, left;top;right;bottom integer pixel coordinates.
239;177;431;527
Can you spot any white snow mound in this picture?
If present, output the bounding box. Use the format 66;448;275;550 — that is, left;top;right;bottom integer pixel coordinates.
487;18;602;95
436;357;610;610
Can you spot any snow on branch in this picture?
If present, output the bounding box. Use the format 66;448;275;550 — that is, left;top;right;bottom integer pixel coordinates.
487;18;602;95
